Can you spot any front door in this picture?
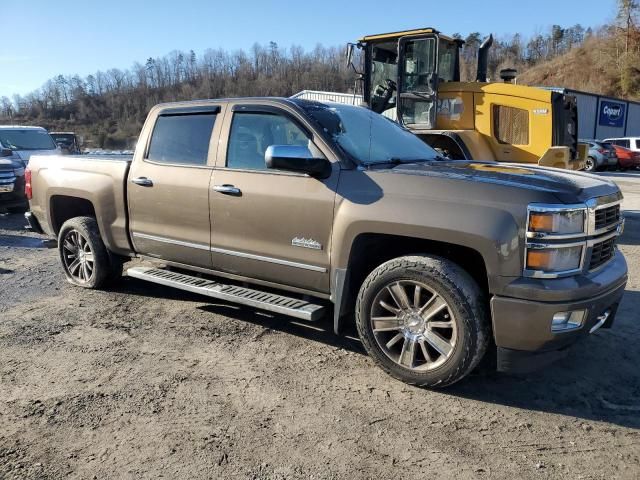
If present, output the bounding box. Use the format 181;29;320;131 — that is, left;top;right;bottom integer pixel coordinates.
209;105;338;293
398;35;439;129
128;104;224;268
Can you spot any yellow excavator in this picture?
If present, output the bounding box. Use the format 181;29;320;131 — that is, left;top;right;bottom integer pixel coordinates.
345;28;586;169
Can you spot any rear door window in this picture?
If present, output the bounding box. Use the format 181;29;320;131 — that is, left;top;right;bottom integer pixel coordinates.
147;113;217;166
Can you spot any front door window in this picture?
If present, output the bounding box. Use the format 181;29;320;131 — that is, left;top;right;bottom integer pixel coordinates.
227;112;310;170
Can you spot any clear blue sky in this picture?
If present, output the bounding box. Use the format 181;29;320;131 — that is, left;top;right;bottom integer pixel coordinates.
1;0;618;98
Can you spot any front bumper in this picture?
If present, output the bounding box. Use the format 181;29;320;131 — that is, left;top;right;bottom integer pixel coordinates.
0;175;27;211
491;251;628;373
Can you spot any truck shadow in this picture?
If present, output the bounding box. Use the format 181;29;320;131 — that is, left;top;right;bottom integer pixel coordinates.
0;234;47;249
447;288;640;430
117;276;640;430
619;212;640;245
114;276;363;354
0;213;30;232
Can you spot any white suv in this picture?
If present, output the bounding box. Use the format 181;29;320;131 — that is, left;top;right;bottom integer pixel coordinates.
603;137;640;153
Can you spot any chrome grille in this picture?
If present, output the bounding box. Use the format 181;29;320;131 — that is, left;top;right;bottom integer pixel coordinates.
589;237;616;270
595;204;620;231
0;170;16;184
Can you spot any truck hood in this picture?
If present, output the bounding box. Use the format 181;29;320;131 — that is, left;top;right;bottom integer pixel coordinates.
387;160;620;203
0;158;24;172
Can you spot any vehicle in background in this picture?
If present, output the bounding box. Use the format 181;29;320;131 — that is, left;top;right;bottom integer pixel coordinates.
609;144;640;170
0;126;60;164
345;27;587;170
604;137;640;155
50;132;82;154
580;140;618;172
0;155;27;213
26;98;627;388
0;126;59;212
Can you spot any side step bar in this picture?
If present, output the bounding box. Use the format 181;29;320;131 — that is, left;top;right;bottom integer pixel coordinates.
126;266;326;321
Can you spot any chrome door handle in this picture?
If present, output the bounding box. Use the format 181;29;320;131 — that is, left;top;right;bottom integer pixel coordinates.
213;184;241;196
131;177;153;187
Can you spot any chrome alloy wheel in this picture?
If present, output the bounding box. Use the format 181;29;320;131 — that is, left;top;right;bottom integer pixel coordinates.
61;229;95;283
369;280;458;371
585;158;595;171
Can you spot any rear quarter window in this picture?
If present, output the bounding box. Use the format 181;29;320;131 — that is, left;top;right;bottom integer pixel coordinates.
147;113;217;166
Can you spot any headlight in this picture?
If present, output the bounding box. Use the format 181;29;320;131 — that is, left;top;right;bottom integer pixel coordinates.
527;206;586;237
528;210;585;235
526;244;583;274
525;203;588;278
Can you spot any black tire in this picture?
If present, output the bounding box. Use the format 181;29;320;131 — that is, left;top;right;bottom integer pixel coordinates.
58;216;122;288
584;157;597;172
355;255;489;388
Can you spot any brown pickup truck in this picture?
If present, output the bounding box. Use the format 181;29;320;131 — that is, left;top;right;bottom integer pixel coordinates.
25;97;628;387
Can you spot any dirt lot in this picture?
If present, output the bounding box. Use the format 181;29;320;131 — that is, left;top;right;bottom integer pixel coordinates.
1;173;639;480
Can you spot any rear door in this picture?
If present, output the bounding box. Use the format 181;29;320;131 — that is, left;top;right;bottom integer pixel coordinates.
209;103;339;294
128;103;225;268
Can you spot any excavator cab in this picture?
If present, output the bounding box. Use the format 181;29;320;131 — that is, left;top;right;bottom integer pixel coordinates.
346;27;585;170
355;29;462;130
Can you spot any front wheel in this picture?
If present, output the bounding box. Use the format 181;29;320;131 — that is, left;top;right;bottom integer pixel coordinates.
58;216;122;288
356;255;489;388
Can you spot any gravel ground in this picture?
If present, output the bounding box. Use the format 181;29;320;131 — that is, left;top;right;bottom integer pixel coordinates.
1;173;639;479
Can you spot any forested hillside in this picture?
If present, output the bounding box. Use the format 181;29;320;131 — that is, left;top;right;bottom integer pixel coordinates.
0;44;354;148
1;2;638;148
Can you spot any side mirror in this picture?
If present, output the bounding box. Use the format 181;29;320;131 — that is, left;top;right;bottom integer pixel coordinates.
265;145;331;179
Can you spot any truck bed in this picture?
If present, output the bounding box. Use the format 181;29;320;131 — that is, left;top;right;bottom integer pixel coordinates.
28;154;133;255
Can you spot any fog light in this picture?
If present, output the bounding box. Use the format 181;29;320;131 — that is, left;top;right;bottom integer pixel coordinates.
551;310;586;332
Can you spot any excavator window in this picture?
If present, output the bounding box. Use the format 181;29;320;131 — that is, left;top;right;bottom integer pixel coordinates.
369;41;398;113
438;40;457;82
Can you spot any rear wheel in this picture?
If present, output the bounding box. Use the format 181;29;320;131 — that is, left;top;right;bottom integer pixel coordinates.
58;216;122;288
355;255;489;388
584;157;596;172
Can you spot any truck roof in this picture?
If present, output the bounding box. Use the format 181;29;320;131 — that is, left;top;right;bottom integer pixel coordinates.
359;27;456;43
152;97;301;111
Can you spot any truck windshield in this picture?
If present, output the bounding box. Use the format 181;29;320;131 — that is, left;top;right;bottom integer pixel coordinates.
51;133;75;146
0;129;57;150
298;101;440;165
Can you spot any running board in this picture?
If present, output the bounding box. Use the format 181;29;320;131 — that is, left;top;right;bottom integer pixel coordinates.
126;266;326;321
